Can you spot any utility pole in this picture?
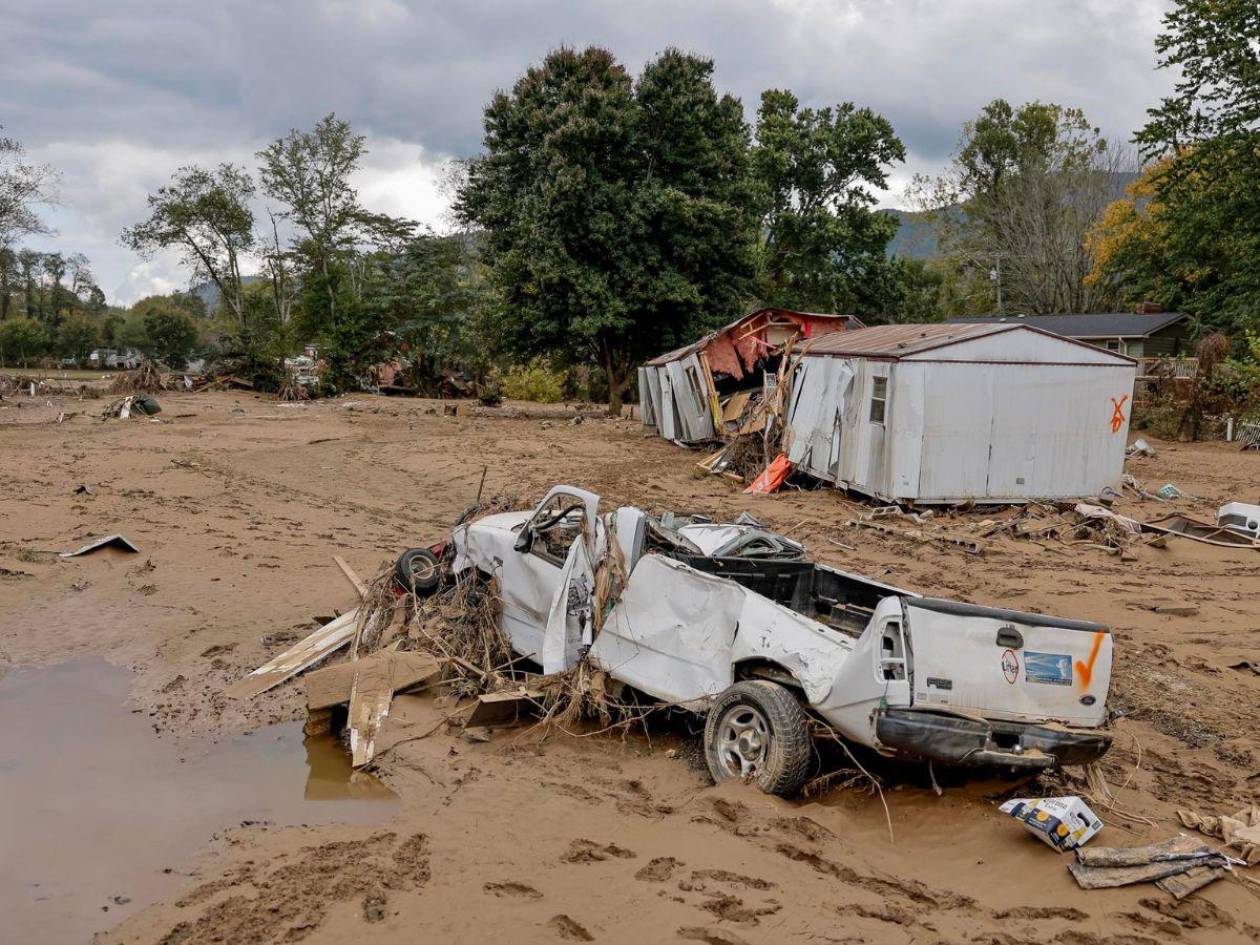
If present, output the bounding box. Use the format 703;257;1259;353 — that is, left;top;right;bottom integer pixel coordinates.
989;253;1004;314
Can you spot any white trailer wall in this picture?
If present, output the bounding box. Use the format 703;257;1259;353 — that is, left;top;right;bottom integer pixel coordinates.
787;329;1136;503
890;361;1135;501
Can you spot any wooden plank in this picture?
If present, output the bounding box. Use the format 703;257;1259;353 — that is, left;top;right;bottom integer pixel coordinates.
1068;858;1219;890
334;555;369;599
305;651;441;711
348;658;394;767
1156;866;1229;899
466;688;544;728
225;608;359;699
721;390;753;423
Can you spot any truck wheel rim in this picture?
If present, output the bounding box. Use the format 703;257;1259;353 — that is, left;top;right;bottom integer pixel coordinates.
716;705;769;779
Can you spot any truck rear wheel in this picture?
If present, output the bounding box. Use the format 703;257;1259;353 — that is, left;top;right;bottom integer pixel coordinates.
704;680;811;797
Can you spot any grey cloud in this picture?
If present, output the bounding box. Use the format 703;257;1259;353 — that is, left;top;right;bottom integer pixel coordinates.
1;0;1174;302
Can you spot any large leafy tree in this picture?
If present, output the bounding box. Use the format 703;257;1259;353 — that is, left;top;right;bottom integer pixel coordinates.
121;164;256;331
457;47;759;414
0;315;46;366
751;90;905;316
57;312;100;363
367;231;496;380
1114;0;1260;337
0;127;57;254
913;100;1129;315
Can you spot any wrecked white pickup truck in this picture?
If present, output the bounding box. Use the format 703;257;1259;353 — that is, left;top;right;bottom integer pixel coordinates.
405;485;1114;796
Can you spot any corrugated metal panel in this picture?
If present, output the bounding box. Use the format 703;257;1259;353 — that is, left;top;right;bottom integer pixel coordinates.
948;311;1188;339
803;323;1010;359
805;323;1136;365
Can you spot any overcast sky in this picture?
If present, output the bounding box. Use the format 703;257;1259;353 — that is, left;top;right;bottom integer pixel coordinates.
2;0;1174;305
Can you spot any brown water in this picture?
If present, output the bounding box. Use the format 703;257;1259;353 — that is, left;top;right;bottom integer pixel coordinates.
0;658;398;944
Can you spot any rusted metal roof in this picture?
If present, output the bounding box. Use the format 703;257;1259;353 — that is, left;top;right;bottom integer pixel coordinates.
801;323;1012;359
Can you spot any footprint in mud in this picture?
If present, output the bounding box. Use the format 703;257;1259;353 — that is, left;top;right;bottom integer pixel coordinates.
701;895;781;926
687;869;775;891
548;914;595;941
635;857;684;882
994;906;1088;922
676;927;752;945
484;881;543;899
362;894;387;923
769;816;835;844
561;839;637;864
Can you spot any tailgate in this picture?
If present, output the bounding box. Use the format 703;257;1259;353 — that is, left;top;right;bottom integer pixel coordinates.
905;598;1111;727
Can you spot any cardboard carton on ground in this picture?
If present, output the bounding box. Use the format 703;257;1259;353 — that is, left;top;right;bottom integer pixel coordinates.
1000;796;1103;852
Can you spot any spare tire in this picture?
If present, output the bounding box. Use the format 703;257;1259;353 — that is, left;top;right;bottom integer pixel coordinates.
704;680;812;797
395;547;442;595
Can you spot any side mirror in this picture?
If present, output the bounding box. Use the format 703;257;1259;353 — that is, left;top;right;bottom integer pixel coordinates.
513;527;533;553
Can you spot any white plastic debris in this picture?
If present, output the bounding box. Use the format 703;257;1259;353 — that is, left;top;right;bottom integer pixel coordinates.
999;796;1103;852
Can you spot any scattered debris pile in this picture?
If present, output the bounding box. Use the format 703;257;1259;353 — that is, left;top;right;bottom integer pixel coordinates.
108;360;168;394
225;497;632;771
101;394;162;420
1068;836;1237;897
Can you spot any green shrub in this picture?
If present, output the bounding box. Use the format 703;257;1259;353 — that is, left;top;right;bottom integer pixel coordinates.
501;359;565;403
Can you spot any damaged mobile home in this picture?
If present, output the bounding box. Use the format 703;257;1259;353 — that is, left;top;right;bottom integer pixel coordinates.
782;324;1137;503
638;308;863;444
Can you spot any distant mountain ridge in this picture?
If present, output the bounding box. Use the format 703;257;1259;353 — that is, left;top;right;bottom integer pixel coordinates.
192;276;262;312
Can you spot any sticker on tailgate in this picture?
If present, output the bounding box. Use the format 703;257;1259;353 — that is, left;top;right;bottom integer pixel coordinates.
1024;651;1073;686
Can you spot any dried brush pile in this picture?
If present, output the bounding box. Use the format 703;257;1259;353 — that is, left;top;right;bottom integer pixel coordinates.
109;360;167;394
277;370;312;402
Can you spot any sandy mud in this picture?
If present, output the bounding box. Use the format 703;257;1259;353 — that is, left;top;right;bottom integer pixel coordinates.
1;390;1257;944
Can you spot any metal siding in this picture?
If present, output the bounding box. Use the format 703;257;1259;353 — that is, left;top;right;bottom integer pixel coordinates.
916;364;995;499
917;363;1136;500
906;329;1129;366
887;364;925;499
656;366;678;440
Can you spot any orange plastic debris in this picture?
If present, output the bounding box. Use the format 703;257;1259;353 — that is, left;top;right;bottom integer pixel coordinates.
744;453;793;495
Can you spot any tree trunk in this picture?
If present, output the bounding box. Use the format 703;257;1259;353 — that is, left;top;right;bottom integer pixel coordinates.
602;344;629;418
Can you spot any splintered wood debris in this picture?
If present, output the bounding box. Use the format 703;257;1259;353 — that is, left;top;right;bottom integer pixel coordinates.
225;608;360;699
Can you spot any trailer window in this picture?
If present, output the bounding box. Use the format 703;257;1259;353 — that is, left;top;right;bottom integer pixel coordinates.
869;376;887;424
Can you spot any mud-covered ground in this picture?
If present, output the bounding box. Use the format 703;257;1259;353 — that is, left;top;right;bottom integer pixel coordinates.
2;389;1258;945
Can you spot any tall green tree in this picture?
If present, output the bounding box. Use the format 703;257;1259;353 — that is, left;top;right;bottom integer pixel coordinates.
751;90;905;316
367;231;496;380
1125;0;1260;336
457;47;759;413
0;315;46;366
913;100;1130;315
140;308;198;367
57;312;99;363
121;164;255;331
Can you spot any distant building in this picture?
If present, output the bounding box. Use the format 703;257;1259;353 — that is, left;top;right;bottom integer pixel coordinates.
947;310;1190;360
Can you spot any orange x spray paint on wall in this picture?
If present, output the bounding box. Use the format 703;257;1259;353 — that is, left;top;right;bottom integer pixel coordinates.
1110;395;1129;434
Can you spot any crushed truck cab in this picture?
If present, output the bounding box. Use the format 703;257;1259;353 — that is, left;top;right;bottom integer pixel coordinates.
449;485;1113;794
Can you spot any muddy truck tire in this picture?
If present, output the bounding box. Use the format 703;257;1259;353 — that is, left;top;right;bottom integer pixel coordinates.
704;680;811;797
395;548;442;595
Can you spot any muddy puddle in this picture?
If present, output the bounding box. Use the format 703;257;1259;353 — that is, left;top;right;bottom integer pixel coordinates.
0;658;398;943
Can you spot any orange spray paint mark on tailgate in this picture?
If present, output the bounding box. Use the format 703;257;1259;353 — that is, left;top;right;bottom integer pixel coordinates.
1075;631;1106;689
1110;395;1129;434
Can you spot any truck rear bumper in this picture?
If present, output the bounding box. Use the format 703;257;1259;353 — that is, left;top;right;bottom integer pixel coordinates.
874;709;1111;769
